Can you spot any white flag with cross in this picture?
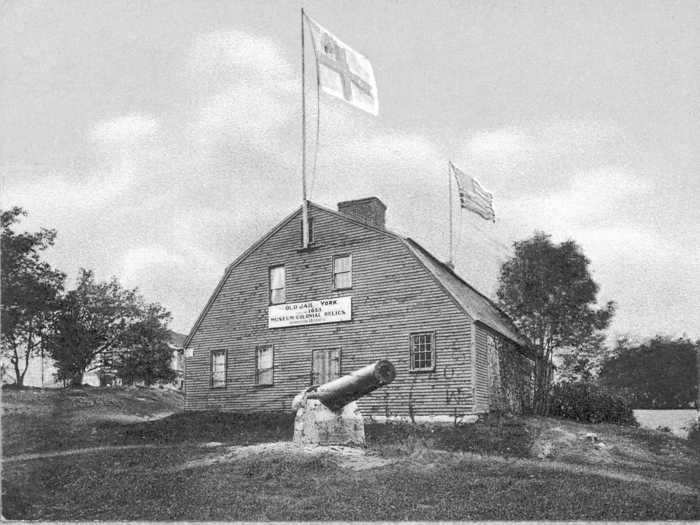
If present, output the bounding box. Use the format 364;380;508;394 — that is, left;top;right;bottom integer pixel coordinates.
306;15;379;116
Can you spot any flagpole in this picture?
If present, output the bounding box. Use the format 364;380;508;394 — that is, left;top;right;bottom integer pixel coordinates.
448;162;454;267
301;8;310;248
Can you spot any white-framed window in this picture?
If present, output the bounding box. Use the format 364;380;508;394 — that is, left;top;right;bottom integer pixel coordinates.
409;332;435;372
269;265;286;304
332;255;352;289
255;344;274;386
210;349;227;388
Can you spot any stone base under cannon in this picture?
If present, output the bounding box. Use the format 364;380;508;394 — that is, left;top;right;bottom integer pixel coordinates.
291;360;395;447
293;399;365;447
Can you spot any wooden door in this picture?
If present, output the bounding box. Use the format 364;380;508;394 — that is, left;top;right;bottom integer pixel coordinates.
311;349;341;385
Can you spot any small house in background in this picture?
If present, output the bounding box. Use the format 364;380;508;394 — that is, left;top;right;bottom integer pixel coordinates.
167;331;186;390
98;330;186;388
184;197;534;421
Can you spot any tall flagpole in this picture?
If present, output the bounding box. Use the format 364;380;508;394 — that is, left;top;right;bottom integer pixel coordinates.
301;8;310;248
448;162;454;267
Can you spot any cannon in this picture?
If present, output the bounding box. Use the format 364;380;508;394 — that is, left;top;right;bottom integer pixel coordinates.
292;360;396;446
308;359;396;410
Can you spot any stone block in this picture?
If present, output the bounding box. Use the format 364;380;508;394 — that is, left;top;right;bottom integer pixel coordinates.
293;399;365;446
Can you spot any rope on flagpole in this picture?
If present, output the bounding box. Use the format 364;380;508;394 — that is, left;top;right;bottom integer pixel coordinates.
452;179;511;267
448;161;453;266
306;12;322;199
469;218;512;260
455;204;464;259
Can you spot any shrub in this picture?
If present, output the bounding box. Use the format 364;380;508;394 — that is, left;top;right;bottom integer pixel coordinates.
548;381;637;425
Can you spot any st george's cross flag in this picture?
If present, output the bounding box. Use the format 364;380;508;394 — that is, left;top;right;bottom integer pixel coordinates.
306;15;379;116
450;162;496;222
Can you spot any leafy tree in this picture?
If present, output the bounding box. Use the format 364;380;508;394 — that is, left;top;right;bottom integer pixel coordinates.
115;303;176;386
599;336;698;409
557;333;613;383
48;269;141;386
496;231;615;414
1;208;65;387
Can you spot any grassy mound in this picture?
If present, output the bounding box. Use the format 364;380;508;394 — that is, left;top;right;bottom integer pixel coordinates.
2;387;698;520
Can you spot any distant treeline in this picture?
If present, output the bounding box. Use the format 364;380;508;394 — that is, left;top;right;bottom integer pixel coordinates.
598;336;698;410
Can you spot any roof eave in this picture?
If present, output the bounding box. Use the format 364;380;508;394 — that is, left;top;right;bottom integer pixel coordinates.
182;205;304;348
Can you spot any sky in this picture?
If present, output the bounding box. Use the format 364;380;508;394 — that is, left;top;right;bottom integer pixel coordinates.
2;0;698;343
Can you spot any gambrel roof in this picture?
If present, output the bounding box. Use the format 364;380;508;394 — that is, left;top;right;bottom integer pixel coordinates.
184;200;529;350
401;238;528;348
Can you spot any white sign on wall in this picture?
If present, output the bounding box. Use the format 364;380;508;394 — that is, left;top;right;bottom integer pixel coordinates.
268;296;352;328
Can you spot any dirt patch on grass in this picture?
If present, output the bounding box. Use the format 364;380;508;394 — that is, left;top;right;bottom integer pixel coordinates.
173;441;394;472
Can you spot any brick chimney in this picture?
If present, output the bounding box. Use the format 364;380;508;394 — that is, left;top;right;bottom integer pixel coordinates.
337;197;387;229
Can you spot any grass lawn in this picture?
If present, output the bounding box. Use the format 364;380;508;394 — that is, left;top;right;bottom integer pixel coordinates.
2;387;698;520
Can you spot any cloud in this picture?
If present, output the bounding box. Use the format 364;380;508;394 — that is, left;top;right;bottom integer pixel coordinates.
184;30;298;158
574;225;700;341
6;171;128;213
501;166;652;230
465;118;621;160
186;30;295;91
5;113;164;217
120;246;185;284
461;118;629;198
467;127;531;158
90;114;159;145
193;84;295;150
342;130;442;168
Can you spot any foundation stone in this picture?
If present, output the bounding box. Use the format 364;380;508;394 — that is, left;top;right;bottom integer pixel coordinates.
293;398;365;446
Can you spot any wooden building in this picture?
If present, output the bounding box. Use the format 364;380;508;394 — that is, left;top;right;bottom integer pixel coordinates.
183;197;533;420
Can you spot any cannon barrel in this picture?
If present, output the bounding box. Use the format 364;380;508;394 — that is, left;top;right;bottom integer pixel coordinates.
310;360;396;411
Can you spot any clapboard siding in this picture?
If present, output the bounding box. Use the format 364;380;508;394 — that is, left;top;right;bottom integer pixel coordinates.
185;204;478;416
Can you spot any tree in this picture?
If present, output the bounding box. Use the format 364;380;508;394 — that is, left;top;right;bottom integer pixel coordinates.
599;336;698;409
557;333;613;383
115;303;176;386
48;269;140;386
496;231;615;414
1;207;65;387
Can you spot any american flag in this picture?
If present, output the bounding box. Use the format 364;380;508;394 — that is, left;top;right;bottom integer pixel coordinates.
450;162;495;222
